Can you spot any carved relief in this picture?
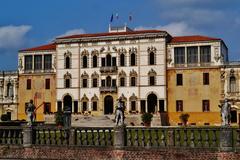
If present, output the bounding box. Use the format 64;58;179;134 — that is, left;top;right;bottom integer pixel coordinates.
147;46;157;53
81;49;89;56
118;47;127;55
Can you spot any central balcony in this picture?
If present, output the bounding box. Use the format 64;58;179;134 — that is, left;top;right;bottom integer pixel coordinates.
100;66;118;73
99;86;117;93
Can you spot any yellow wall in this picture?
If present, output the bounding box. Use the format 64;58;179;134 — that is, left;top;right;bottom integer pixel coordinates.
167;68;222;126
18;74;56;121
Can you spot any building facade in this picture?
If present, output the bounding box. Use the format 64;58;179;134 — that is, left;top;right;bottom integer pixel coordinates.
221;62;240;125
55;27;170;121
167;36;228;125
0;71;18;120
17;44;56;121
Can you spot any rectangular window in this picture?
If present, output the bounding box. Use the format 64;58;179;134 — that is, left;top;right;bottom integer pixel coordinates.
159;100;165;112
101;80;105;87
203;73;209;85
57;101;62;112
45;79;50;89
92;78;98;87
101;58;105;67
112;79;116;87
74;101;78;113
82;79;88;88
27;79;31;90
176;100;183;112
131;101;136;111
44;102;51;114
200;46;211;63
44;54;52;70
65;79;70;88
34;55;42;70
82;102;87;112
150;76;155;86
112;57;116;66
120;78;125;86
24;55;33;70
141;100;146;113
202;100;210;112
176;74;183;86
93;101;97;111
187;46;198;64
131;77;136;86
174;47;185;64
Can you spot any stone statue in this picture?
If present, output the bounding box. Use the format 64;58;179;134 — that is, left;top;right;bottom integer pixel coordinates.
219;99;231;126
115;99;124;126
25;99;36;125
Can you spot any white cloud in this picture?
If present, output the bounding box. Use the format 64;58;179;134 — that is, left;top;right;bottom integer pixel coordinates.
135;22;199;36
57;28;85;38
0;25;31;49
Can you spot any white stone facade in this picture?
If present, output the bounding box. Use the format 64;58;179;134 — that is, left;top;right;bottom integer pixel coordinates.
0;71;18;120
56;28;169;115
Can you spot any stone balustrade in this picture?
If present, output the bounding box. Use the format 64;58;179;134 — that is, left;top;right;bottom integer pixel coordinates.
0;125;239;152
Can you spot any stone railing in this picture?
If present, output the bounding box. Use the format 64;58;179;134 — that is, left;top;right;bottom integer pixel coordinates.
100;66;118;73
0;125;240;152
0;126;23;145
99;86;117;93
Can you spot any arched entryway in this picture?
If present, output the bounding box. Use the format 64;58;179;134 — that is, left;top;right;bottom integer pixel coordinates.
63;95;72;112
104;95;113;114
147;93;157;113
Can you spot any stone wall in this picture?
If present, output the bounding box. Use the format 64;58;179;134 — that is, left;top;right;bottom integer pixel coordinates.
0;146;239;160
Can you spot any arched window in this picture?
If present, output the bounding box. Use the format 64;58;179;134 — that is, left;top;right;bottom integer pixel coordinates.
64;72;71;88
7;82;13;98
149;52;155;65
130;69;137;87
64;51;72;69
230;76;237;92
148;69;156;86
130;53;136;66
120;54;125;66
81;94;89;112
91;94;99;111
81;71;89;88
92;55;98;68
106;76;111;87
119;70;126;87
83;55;88;68
106;54;111;66
91;71;99;88
148;46;156;65
129;94;138;111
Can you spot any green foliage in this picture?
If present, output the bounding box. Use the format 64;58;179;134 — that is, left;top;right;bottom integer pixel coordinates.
55;111;64;126
179;113;190;125
1;114;9;121
141;113;153;123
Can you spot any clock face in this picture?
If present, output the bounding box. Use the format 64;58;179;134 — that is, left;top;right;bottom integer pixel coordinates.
34;79;43;90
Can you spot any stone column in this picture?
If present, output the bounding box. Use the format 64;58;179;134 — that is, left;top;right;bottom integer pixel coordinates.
219;127;233;151
23;125;33;147
0;79;3;100
114;125;126;149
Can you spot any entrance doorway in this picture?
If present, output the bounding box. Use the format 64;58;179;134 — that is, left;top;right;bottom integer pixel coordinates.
147;93;157;113
63;95;72;112
104;95;113;114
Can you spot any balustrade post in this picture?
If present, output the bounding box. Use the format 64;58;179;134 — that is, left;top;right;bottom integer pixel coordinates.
23;125;33;147
219;127;233;151
69;128;75;146
167;129;175;147
114;125;126;149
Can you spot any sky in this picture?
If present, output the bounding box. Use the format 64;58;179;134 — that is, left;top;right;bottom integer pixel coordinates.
0;0;240;70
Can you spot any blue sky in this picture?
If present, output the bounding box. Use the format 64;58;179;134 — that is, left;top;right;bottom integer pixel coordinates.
0;0;240;70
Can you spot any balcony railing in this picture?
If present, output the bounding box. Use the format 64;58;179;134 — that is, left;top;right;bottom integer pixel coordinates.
99;86;117;92
100;66;118;73
23;69;54;74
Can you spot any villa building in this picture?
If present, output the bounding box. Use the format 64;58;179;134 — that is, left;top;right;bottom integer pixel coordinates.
167;36;228;125
15;26;240;126
17;44;56;121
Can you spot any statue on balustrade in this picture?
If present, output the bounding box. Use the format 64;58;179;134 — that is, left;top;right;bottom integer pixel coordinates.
218;98;231;126
115;98;125;126
25;99;36;125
